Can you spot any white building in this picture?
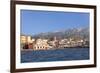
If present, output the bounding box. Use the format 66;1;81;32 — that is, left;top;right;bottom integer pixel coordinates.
33;39;52;50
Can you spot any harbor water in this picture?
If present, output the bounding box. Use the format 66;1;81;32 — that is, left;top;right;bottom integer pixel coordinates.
21;48;89;63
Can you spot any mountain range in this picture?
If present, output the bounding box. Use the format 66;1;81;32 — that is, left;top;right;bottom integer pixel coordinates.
32;27;89;40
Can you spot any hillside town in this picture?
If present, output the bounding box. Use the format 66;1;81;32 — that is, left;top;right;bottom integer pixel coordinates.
20;35;89;50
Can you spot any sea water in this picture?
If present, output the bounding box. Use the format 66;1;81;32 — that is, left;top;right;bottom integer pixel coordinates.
21;48;89;63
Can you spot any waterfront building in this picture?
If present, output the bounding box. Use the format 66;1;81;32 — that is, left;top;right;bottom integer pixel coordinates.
33;39;52;50
59;39;68;45
28;43;33;49
21;35;35;43
21;35;35;49
27;36;35;44
48;37;59;48
20;35;27;50
20;35;27;44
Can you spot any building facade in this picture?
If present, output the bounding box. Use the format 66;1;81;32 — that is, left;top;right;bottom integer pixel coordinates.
33;39;52;50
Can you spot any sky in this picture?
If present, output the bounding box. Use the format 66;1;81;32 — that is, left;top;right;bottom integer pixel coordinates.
21;10;89;36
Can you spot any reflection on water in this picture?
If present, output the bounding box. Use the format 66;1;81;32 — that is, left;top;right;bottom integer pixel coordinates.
21;48;89;63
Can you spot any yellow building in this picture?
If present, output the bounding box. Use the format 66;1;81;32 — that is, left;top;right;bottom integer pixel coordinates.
20;35;35;49
20;35;35;44
20;35;27;44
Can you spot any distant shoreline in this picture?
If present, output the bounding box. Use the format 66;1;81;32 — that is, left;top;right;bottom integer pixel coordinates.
21;47;89;51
